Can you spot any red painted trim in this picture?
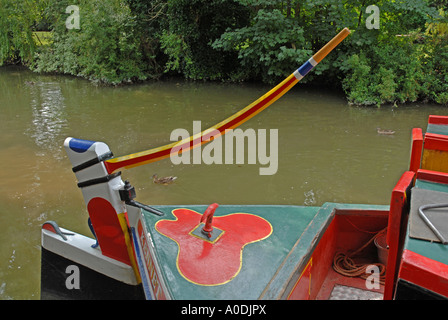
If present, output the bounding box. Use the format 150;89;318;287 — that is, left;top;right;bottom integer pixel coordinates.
42;223;56;233
424;133;448;152
384;171;415;300
399;249;448;298
428;115;448;125
104;146;170;174
426;132;448;140
104;76;297;174
416;169;448;185
137;220;167;300
409;128;423;172
287;259;312;300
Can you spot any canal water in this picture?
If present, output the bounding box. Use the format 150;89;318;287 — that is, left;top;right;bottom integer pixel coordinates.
0;65;446;299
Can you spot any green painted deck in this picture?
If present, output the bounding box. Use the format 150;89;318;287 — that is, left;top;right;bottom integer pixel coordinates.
426;123;448;136
141;204;332;300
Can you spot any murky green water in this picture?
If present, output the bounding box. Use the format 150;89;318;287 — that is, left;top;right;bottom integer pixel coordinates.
0;65;446;299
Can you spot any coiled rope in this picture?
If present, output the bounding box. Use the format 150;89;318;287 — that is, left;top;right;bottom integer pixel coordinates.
333;227;387;284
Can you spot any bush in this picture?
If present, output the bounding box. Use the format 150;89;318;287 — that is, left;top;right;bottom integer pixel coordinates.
33;0;149;84
340;2;447;106
0;0;45;65
2;0;447;106
342;42;425;106
342;21;447;106
212;8;312;83
159;0;251;80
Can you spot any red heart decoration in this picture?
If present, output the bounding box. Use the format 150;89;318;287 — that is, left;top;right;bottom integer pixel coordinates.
156;208;272;285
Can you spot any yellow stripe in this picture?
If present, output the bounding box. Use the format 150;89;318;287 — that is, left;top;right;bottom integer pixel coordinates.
422;149;448;173
287;258;313;299
117;212;142;283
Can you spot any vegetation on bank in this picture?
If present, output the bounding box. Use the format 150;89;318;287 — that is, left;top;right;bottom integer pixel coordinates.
0;0;447;106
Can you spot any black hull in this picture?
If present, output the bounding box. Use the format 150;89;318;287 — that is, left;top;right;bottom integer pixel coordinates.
41;247;145;300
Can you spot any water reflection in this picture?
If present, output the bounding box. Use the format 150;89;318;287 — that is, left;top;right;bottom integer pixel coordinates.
26;81;68;158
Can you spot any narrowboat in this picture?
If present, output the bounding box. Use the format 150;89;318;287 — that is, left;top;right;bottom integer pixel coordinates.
40;28;448;300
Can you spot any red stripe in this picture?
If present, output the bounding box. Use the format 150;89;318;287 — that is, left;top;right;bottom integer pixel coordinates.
416;169;448;185
424;133;448;152
429;115;448;125
399;249;448;297
105;76;297;173
217;76;297;132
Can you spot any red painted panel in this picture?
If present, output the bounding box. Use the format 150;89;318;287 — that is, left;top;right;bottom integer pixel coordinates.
308;218;337;299
384;171;414;300
399;250;448;298
87;197;131;265
335;212;388;255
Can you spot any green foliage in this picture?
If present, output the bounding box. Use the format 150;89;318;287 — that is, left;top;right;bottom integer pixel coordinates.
425;7;448;105
0;0;47;65
212;8;312;83
341;3;448;106
33;0;149;84
125;0;167;77
159;0;250;80
160;31;192;74
0;0;447;105
342;40;427;106
341;53;375;105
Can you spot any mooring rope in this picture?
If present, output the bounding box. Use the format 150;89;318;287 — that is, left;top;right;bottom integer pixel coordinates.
332;227;387;284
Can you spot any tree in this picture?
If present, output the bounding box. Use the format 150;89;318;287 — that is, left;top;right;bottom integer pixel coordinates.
159;0;251;80
212;6;312;83
0;0;48;65
33;0;149;84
